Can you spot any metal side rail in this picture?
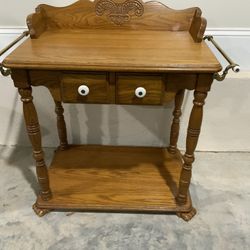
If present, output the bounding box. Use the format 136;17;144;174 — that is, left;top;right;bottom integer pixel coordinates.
204;35;240;81
0;31;30;77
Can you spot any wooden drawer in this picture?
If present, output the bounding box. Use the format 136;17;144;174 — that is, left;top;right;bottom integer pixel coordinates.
116;75;164;105
61;73;110;103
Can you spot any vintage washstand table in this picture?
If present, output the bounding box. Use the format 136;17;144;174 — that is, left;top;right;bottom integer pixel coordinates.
0;0;239;221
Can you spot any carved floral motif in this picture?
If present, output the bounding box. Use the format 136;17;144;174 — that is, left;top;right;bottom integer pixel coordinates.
95;0;144;25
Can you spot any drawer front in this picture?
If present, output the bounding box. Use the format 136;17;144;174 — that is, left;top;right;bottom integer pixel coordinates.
61;73;110;103
116;75;163;105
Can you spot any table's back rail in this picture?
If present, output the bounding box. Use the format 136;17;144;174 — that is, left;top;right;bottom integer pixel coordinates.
27;0;206;42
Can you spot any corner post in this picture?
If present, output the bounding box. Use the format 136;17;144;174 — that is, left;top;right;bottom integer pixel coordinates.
177;90;207;205
176;74;213;206
18;87;52;201
55;101;68;150
168;89;185;154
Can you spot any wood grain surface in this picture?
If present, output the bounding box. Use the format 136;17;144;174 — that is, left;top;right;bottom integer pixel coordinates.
3;29;221;72
36;145;192;212
116;74;163;105
61;73;111;103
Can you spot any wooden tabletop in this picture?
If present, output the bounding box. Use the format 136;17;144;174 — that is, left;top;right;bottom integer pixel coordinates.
3;29;221;73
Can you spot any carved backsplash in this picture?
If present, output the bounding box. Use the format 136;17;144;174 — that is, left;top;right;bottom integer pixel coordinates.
95;0;144;25
28;0;206;42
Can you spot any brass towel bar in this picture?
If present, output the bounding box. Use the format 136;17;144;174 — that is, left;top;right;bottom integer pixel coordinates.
0;31;30;76
204;35;240;81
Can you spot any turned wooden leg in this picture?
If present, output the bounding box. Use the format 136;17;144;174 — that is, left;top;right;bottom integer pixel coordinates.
18;87;52;201
176;90;208;205
32;203;51;217
168;89;185;154
55;101;68;150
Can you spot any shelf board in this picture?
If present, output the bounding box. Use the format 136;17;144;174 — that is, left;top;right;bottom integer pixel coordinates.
37;145;192;213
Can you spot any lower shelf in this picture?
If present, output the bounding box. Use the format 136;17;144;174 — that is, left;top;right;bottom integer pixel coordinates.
37;145;192;213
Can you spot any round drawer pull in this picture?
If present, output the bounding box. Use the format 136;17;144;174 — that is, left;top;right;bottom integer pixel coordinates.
78;85;90;96
135;87;146;98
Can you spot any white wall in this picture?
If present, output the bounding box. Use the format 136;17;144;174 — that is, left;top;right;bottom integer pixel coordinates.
0;1;250;152
0;0;250;28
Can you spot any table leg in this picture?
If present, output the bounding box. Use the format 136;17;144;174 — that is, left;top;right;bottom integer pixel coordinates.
18;87;52;201
55;101;68;150
177;90;208;205
168;89;185;154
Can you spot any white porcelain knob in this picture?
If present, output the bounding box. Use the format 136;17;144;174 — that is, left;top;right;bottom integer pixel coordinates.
78;85;89;96
135;87;146;98
233;65;240;73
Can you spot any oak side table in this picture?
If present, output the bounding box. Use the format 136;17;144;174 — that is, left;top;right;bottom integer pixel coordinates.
0;0;239;221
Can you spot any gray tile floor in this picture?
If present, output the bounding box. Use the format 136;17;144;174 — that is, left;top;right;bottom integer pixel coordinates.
0;146;250;250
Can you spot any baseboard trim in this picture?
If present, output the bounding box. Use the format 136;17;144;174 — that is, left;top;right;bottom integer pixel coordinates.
0;27;27;34
205;28;250;37
0;26;250;36
227;71;250;79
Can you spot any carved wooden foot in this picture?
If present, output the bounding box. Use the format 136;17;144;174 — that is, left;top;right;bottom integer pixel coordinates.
176;207;197;221
32;203;51;217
